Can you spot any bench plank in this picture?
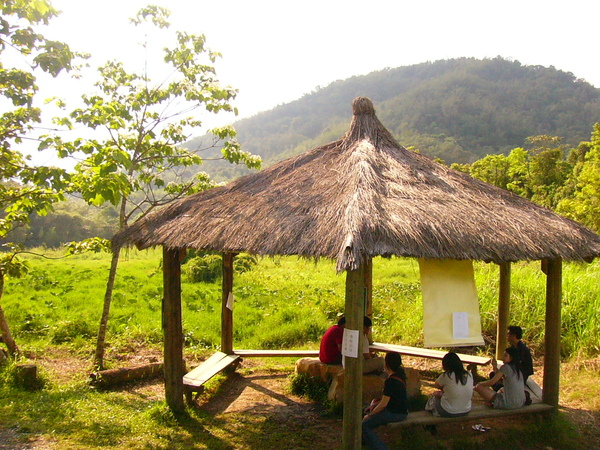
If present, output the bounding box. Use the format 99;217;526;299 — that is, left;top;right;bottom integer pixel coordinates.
370;342;491;366
233;349;319;357
183;352;240;388
390;402;554;427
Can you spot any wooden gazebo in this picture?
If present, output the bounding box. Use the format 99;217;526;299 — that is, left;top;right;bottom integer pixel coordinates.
113;97;600;448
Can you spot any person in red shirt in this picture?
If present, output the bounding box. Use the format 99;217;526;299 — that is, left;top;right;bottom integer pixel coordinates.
319;316;384;374
319;316;346;364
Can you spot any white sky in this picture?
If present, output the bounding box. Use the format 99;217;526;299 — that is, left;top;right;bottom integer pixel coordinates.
41;0;598;129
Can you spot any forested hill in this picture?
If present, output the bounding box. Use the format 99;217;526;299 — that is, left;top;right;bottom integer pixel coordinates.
188;57;600;180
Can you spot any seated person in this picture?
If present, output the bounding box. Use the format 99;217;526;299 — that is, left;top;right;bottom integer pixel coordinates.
490;325;534;390
474;347;527;409
507;325;534;381
319;316;345;365
319;316;384;374
362;352;408;449
425;352;473;417
362;316;385;374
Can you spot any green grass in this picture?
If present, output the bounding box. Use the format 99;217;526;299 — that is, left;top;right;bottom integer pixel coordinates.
3;251;600;361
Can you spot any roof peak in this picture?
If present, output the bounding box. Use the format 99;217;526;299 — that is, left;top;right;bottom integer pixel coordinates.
352;97;375;116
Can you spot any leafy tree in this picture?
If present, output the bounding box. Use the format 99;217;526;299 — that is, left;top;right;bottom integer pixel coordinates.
557;124;600;231
44;5;261;368
505;147;530;197
525;135;571;209
469;153;511;189
0;0;76;355
462;136;572;211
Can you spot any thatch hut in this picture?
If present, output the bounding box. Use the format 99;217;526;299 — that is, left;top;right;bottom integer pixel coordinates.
114;97;600;447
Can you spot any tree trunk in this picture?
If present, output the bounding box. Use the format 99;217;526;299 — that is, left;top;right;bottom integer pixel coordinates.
94;246;121;370
0;274;19;356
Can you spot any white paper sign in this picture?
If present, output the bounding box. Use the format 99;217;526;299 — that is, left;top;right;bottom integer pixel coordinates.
226;291;234;310
341;329;360;358
452;312;469;339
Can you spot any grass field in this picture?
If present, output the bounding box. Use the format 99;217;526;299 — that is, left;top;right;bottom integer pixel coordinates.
3;250;599;360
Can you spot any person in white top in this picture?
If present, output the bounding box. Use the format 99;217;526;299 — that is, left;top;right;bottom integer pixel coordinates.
425;352;473;417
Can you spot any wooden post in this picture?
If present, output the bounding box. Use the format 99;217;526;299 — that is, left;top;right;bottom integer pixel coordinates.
542;258;562;408
15;364;38;390
342;262;366;449
496;262;511;360
163;247;185;413
364;258;373;342
221;252;235;355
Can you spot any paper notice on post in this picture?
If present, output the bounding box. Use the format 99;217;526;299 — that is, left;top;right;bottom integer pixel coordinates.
341;328;360;358
226;291;234;310
452;312;469;339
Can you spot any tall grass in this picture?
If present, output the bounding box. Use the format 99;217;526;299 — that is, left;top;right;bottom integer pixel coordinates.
2;251;599;361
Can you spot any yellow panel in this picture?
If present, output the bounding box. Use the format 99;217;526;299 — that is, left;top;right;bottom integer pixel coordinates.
419;259;485;347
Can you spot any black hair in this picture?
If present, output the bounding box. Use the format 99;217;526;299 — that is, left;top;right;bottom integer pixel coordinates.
336;316;371;328
441;352;470;385
504;346;523;380
385;352;406;381
507;325;523;340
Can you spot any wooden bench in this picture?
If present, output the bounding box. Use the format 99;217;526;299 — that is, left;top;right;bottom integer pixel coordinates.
183;351;241;403
389;402;554;428
233;349;319;357
370;342;491;375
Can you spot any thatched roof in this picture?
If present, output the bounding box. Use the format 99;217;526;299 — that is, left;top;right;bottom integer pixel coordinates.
113;97;600;271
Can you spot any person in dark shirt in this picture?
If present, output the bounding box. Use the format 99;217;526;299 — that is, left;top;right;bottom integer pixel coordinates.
506;326;534;380
362;352;408;449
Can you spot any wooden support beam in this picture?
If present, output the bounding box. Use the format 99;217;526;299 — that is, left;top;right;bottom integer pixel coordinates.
364;259;373;342
542;258;562;407
342;261;367;450
221;252;235;355
496;262;511;360
163;247;185;413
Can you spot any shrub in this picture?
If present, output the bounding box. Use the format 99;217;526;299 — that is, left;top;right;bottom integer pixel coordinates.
184;254;222;283
289;372;329;402
51;319;95;344
18;313;51;338
233;253;258;274
183;253;258;283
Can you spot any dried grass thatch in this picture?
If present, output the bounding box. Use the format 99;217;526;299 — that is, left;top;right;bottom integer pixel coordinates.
113;97;600;271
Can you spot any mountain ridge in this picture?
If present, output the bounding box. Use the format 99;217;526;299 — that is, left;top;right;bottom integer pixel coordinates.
186;57;600;181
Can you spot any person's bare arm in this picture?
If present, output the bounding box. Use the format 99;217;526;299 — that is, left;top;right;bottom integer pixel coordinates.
364;395;390;419
476;369;503;388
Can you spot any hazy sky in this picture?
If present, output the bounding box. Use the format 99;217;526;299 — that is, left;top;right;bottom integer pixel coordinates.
42;0;598;128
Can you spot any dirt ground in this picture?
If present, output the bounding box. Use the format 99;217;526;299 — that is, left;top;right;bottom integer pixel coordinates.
1;350;599;449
